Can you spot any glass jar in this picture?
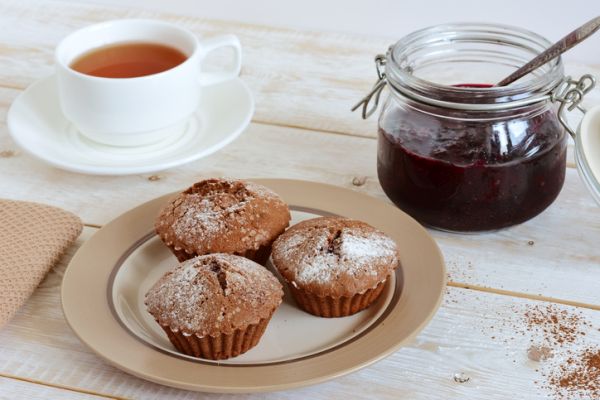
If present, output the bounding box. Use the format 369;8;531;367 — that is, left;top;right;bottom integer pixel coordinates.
355;24;585;232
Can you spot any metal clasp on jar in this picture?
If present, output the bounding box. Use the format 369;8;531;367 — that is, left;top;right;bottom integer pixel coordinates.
351;54;388;119
551;74;597;138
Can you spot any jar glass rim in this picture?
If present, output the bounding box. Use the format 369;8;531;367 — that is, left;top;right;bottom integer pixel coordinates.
386;23;565;108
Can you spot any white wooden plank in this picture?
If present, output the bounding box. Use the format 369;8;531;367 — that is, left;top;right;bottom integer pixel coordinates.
0;377;109;400
0;83;599;305
0;0;377;138
69;0;600;65
0;0;598;139
0;233;599;399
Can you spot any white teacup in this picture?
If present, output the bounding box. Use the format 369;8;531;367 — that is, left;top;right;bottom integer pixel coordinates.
55;19;242;147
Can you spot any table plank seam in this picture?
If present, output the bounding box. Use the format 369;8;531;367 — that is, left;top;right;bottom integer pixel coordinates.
75;224;600;310
447;281;600;311
249;121;578;170
0;82;25;91
0;83;579;170
0;372;126;400
251;118;370;139
0;79;369;140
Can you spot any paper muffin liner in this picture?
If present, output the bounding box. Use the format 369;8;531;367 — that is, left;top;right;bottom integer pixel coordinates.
160;313;273;360
288;279;387;318
165;242;274;266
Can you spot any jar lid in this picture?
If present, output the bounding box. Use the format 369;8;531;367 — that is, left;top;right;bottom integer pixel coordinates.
575;104;600;205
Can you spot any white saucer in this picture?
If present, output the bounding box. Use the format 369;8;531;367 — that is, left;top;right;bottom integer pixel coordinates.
6;75;254;175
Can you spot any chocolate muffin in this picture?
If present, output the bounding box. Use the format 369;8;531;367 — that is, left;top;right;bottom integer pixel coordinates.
271;217;400;317
145;253;283;360
155;179;290;264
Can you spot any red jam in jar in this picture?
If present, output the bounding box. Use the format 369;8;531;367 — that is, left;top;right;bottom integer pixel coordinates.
378;104;566;231
362;24;568;232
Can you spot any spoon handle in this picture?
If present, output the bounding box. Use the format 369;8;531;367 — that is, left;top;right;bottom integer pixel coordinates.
497;16;600;87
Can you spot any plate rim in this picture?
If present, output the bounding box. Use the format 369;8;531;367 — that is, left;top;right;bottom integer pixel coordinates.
6;74;254;176
61;179;446;393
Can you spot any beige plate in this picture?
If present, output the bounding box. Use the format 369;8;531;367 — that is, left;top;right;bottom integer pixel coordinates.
61;179;446;393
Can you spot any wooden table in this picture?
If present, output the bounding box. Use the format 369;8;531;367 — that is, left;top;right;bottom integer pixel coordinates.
1;1;599;398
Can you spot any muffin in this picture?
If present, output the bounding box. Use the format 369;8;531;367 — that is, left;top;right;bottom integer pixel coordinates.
155;178;290;264
271;217;400;317
145;253;283;360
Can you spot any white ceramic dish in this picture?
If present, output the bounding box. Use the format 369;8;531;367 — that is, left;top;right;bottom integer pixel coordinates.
6;75;253;175
576;104;600;204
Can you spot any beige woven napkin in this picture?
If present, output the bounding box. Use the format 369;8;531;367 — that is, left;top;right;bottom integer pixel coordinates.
0;199;82;328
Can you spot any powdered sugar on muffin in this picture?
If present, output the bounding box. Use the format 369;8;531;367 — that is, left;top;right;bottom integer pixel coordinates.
145;253;283;337
155;179;290;263
272;217;399;298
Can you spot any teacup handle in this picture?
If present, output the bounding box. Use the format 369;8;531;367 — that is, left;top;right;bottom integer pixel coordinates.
197;34;242;86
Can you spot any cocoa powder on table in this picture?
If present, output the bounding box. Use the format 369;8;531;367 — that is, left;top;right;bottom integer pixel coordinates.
490;302;599;399
548;347;600;399
524;305;599;399
524;305;587;346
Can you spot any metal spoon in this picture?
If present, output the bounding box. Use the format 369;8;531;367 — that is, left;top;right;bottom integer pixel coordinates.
496;16;600;87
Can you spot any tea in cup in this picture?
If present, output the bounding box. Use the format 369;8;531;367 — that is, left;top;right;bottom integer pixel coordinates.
55;19;242;146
